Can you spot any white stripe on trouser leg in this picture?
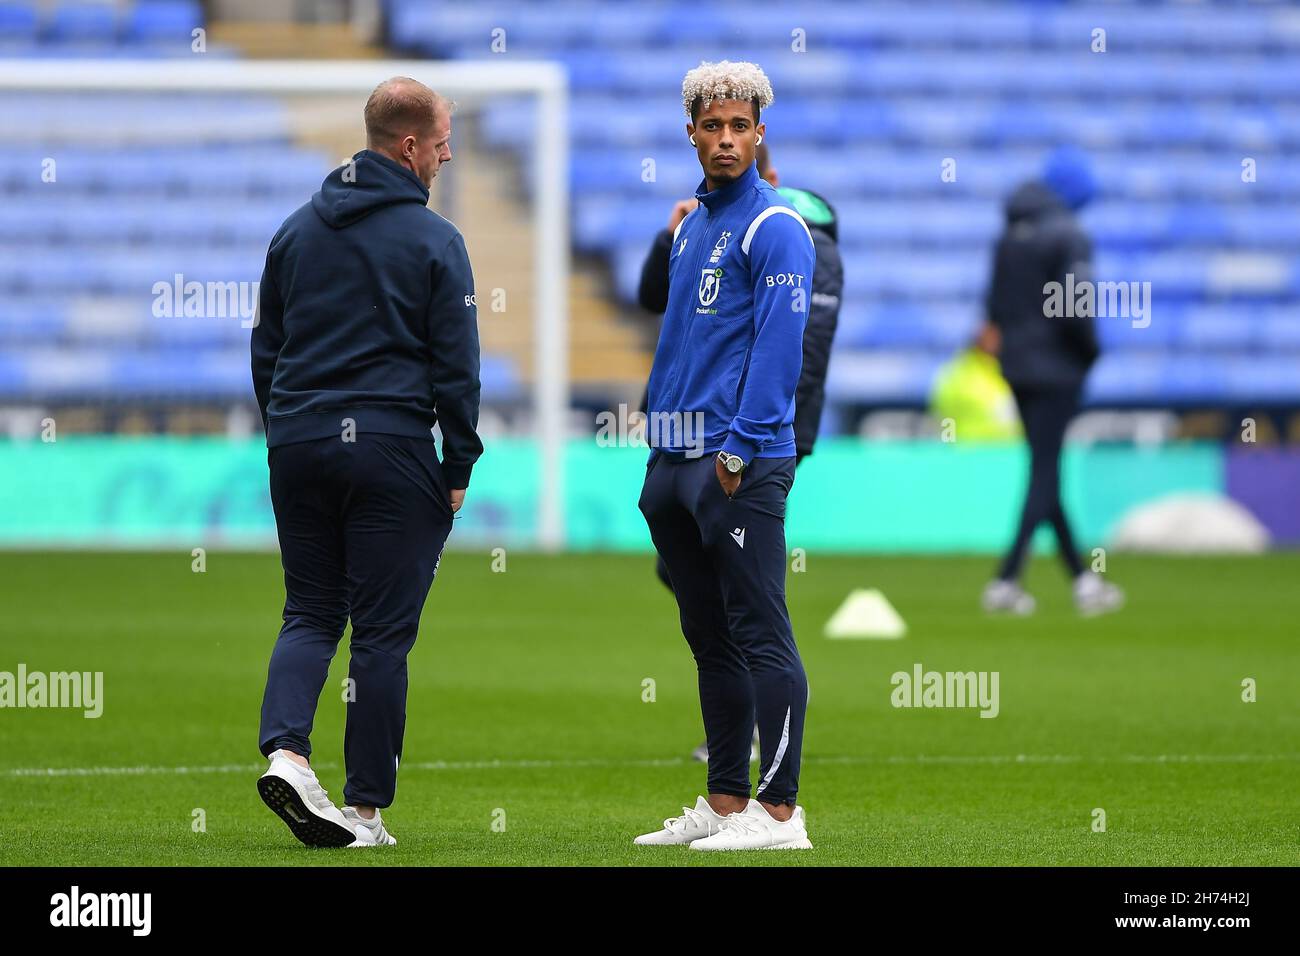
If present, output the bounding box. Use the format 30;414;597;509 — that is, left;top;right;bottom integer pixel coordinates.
755;706;792;796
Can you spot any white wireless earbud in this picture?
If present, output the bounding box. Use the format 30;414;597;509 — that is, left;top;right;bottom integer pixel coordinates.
690;136;697;146
756;135;763;145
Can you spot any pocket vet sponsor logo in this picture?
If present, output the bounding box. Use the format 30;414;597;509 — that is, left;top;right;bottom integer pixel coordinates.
763;272;805;287
890;662;999;718
699;267;723;307
730;527;746;548
50;886;151;936
0;664;103;718
1042;272;1151;328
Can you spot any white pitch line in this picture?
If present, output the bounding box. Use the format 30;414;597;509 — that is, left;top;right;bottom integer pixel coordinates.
4;753;1296;779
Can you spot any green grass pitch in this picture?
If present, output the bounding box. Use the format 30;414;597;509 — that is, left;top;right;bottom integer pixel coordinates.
1;550;1295;866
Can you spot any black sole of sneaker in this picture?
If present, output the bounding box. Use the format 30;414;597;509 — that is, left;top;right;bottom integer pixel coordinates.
257;774;356;849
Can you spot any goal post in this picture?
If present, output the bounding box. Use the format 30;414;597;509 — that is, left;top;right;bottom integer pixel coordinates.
0;58;570;550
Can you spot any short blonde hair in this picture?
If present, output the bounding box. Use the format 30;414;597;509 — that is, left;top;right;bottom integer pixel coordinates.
365;77;456;148
681;59;774;121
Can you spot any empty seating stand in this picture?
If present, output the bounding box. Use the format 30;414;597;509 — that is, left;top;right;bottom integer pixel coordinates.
0;1;525;405
387;0;1300;409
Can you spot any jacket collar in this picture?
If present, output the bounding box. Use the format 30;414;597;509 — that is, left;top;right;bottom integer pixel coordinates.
694;160;759;213
356;148;430;202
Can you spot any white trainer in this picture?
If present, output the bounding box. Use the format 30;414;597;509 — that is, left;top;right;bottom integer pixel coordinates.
1074;572;1124;617
256;749;356;848
633;796;730;846
690;800;813;851
982;579;1036;615
342;806;397;847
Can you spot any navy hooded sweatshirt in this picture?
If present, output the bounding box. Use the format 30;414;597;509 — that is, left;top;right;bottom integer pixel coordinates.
251;148;482;489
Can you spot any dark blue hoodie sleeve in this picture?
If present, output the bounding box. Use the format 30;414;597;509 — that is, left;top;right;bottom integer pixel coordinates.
251;246;284;434
722;210;816;462
428;232;483;489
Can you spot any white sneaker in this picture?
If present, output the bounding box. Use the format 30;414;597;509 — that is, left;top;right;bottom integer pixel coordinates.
1074;572;1124;617
257;749;356;848
342;806;397;847
690;799;813;851
982;579;1036;615
633;796;729;846
691;728;761;763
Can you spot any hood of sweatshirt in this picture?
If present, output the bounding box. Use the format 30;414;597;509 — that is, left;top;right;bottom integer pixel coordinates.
1041;145;1097;210
1004;180;1071;223
310;148;430;229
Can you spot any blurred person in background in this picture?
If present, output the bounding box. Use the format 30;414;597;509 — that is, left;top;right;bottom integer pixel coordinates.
981;146;1123;617
636;141;843;763
929;321;1021;442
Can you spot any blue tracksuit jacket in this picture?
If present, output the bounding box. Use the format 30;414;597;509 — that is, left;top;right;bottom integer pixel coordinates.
646;159;816;461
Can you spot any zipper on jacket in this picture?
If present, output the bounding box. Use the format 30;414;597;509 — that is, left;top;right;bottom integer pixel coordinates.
662;205;715;416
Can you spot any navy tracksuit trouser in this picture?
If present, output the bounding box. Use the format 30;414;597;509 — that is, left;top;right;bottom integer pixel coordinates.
638;453;808;806
258;432;454;809
997;385;1086;582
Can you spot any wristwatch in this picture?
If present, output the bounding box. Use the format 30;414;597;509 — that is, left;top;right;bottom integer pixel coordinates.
717;451;746;474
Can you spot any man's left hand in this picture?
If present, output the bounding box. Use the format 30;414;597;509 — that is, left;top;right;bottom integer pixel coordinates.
715;457;741;498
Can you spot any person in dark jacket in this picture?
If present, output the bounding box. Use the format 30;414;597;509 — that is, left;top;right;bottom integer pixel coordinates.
636;142;843;763
252;77;482;848
982;146;1122;618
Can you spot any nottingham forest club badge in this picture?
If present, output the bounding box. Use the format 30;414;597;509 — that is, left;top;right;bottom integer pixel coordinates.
698;267;723;310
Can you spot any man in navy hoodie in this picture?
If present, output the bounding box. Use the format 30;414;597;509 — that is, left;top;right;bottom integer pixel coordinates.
634;61;816;852
252;77;482;848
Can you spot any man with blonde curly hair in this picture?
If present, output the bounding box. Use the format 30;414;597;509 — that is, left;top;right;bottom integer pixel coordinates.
635;60;816;851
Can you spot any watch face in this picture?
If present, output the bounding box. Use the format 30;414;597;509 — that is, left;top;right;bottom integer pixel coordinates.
726;456;743;473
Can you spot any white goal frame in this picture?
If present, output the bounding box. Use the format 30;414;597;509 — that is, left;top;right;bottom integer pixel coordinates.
0;58;570;550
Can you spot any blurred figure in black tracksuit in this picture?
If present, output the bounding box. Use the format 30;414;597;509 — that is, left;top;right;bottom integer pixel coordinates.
981;146;1123;618
637;143;843;759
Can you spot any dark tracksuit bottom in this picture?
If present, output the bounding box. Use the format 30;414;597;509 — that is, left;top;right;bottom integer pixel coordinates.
638;452;808;806
654;452;806;589
997;385;1086;582
258;432;454;809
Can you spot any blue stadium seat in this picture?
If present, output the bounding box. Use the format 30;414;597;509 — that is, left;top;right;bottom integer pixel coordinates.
124;0;202;43
0;2;37;40
44;2;118;43
2;0;1298;409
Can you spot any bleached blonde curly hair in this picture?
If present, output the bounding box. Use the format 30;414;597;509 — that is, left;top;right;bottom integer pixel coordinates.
681;60;774;120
